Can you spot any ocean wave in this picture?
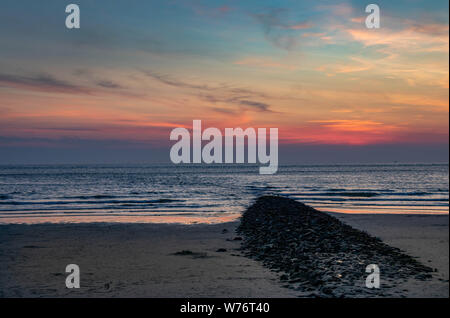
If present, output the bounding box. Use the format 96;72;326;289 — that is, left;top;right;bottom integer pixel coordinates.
285;191;436;197
326;192;379;197
293;196;447;202
325;188;396;192
64;195;118;199
0;198;184;206
310;202;450;207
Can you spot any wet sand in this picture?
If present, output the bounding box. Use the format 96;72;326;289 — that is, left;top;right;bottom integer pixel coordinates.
0;222;297;297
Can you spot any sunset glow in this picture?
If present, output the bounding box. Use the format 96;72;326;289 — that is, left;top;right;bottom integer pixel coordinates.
0;0;448;163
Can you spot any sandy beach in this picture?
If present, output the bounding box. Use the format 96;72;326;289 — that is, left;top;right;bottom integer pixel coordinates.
0;222;297;297
0;208;448;298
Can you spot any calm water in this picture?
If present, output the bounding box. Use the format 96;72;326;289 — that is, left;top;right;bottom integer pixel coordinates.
0;164;448;224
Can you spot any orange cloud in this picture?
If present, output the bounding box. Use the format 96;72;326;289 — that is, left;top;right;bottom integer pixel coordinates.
388;94;449;110
350;17;365;23
279;126;396;145
347;25;449;53
308;119;398;133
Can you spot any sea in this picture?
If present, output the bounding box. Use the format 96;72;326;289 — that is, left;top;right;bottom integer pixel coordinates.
0;163;448;224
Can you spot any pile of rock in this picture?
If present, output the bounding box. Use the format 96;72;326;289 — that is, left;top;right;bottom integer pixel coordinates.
237;196;433;297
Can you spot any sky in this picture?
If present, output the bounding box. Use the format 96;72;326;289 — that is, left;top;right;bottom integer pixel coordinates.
0;0;448;164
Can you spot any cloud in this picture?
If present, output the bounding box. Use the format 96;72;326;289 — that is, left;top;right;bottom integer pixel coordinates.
278;119;405;145
347;25;449;53
0;73;91;94
316;20;448;88
408;23;450;36
350;17;365;24
96;80;124;89
318;56;373;74
32;127;100;132
73;69;126;90
142;71;211;90
309;119;391;132
388;94;449;110
200;94;274;113
0;71;140;99
237;100;271;112
142;70;264;97
252;9;311;50
211;107;238;115
142;70;274;113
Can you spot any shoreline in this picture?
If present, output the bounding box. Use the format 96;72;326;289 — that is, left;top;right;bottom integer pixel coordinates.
0;201;448;298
